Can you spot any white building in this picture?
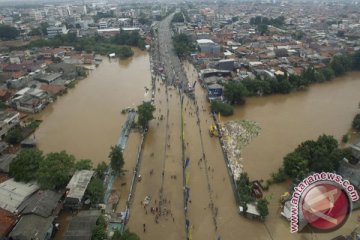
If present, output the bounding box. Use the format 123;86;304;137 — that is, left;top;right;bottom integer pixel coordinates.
47;25;69;38
0;111;20;139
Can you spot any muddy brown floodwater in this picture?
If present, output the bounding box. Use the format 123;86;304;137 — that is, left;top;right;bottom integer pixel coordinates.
35;49;151;165
36;50;360;240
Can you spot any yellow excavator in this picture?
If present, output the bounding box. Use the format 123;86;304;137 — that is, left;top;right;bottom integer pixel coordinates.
209;124;219;137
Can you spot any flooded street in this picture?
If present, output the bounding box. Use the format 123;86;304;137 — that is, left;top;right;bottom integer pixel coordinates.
35;49;360;240
35;49;151;165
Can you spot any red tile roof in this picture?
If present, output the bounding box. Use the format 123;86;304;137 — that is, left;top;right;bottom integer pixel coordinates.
0;208;17;236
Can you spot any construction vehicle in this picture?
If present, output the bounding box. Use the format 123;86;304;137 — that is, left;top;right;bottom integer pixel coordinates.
209;124;219;137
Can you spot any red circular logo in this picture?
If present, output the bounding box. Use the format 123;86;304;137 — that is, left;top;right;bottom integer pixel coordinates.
301;183;350;231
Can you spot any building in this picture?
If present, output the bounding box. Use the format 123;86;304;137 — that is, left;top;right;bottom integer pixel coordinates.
9;190;63;240
47;25;69;38
0;154;15;173
64;170;94;209
0;208;17;237
196;39;221;55
207;83;223;100
0;111;20;139
63;210;101;240
98;21;108;29
217;59;235;71
0;178;39;213
34;73;62;84
11;88;49;113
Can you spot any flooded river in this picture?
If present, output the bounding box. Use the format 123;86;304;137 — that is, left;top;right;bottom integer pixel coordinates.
35;49;151;165
228;72;360;180
35;51;360;240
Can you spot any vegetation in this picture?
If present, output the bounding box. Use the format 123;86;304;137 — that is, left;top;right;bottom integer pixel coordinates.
210;100;234;116
95;161;108;180
75;159;93;171
86;177;105;204
256;199;269;219
109;145;124;175
237;172;254;210
257;24;268;35
224;81;247;104
282;135;351;182
173;33;194;57
250;15;285;28
0;25;20;40
5;127;23;145
114;30;145;50
28;32;145;58
223;50;360;105
37;151;76;190
10;149;43;182
172;12;185;23
112;229;140;240
271;167;287;183
352;113;360;132
137;102;156;129
91;215;107;240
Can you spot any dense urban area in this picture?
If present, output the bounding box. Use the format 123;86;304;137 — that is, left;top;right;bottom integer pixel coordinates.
0;0;360;240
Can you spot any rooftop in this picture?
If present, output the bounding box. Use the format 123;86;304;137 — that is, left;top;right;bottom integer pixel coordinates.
0;154;15;173
196;39;215;44
63;210;100;240
17;190;63;218
65;170;94;201
0;208;17;237
0;178;39;213
9;215;55;240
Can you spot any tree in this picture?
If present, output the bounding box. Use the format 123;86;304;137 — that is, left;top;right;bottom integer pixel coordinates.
9;149;43;182
0;25;20;40
224;81;247;104
37;151;75;190
75;159;93;170
353;113;360;132
40;22;49;35
237;172;253;207
28;28;42;36
112;229;140;240
95;161;108;180
109;145;124;175
257;199;269;219
87;177;105;204
5;127;23;145
137;102;156;129
257;24;268;35
92;215;107;240
283;152;308;180
210;100;234;116
91;225;106;240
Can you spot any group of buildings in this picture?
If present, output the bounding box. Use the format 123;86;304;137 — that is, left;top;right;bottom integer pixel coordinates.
0;169;98;240
172;1;360;100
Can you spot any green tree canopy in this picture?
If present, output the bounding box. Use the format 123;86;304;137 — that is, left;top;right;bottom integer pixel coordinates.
224;81;247;104
5;127;23;145
210;100;233;116
283;135;348;181
109;145;124;175
86;177;105;204
353;113;360;132
256;199;269;219
95;161;108;180
0;25;20;40
137;102;156;129
37;151;75;190
75;159;93;170
112;229;140;240
173;33;194;56
9;149;44;182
